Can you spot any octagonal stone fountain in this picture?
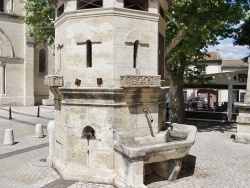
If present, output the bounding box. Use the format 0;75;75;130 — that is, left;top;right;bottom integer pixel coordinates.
46;0;197;187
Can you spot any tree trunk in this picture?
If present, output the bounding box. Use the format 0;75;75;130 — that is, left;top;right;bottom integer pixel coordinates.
166;67;186;124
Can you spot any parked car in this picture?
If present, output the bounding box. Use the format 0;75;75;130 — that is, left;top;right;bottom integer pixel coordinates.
185;97;208;110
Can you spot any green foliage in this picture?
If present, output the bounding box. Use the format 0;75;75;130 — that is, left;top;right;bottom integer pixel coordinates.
165;0;250;84
233;14;250;49
165;0;250;123
21;0;55;45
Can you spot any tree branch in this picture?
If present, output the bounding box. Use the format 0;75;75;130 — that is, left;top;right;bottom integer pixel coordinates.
165;29;185;56
165;11;186;56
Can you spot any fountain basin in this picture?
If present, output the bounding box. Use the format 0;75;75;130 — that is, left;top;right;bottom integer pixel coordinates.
114;123;197;188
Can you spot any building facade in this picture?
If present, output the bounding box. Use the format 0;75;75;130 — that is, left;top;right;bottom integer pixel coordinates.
0;0;54;106
185;52;248;108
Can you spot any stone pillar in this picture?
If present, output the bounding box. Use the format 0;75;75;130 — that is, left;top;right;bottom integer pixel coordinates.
235;57;250;144
47;120;55;165
10;0;13;12
227;84;233;122
114;152;146;188
0;63;5;95
24;30;35;106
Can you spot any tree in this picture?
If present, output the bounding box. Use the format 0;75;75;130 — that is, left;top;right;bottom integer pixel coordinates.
22;0;55;45
164;0;250;123
233;13;250;49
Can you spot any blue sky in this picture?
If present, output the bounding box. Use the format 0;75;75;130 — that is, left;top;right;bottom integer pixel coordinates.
207;38;249;60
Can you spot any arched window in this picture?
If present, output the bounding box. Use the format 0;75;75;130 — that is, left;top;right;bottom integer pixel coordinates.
86;40;92;67
39;49;46;73
133;40;139;68
77;0;103;9
0;0;4;12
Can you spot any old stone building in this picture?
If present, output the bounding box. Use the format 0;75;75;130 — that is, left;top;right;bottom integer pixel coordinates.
0;0;54;106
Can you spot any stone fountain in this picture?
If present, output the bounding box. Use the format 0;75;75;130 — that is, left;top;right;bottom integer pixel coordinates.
235;57;250;144
46;0;197;187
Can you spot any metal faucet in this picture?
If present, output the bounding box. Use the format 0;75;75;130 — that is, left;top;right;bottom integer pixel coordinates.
143;108;153;123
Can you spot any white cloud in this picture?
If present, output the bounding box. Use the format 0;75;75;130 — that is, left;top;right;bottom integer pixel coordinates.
220;52;246;60
207;38;249;60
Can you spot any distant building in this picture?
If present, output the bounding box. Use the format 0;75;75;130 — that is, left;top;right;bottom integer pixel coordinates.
185;52;248;108
222;59;248;72
0;0;54;106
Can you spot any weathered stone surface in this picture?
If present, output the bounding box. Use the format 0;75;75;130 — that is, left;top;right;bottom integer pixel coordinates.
151;159;182;180
120;75;161;87
42;99;54;106
48;1;196;187
44;75;64;87
114;124;197;186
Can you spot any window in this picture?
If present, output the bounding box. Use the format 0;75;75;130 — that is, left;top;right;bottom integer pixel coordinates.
86;40;92;67
0;0;4;12
124;0;148;11
57;4;64;17
197;67;206;75
133;40;139;68
77;0;102;9
159;6;165;19
158;34;165;79
39;49;46;73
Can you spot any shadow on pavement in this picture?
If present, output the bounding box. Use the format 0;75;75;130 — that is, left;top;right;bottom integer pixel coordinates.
187;121;236;133
0;107;54;121
41;179;77;188
0;115;48;127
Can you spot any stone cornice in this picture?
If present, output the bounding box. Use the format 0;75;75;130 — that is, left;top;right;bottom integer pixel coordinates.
120;75;161;87
54;7;159;28
0;57;24;64
0;12;22;22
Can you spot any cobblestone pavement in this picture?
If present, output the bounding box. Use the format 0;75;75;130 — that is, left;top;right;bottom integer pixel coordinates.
0;107;250;188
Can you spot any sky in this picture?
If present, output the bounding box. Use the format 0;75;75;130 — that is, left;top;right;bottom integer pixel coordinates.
207;38;249;60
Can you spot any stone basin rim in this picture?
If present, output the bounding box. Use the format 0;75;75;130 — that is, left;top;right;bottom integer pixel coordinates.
114;124;197;159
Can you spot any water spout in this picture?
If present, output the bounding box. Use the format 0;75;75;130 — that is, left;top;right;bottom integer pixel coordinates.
143;108;154;137
143;108;153;123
